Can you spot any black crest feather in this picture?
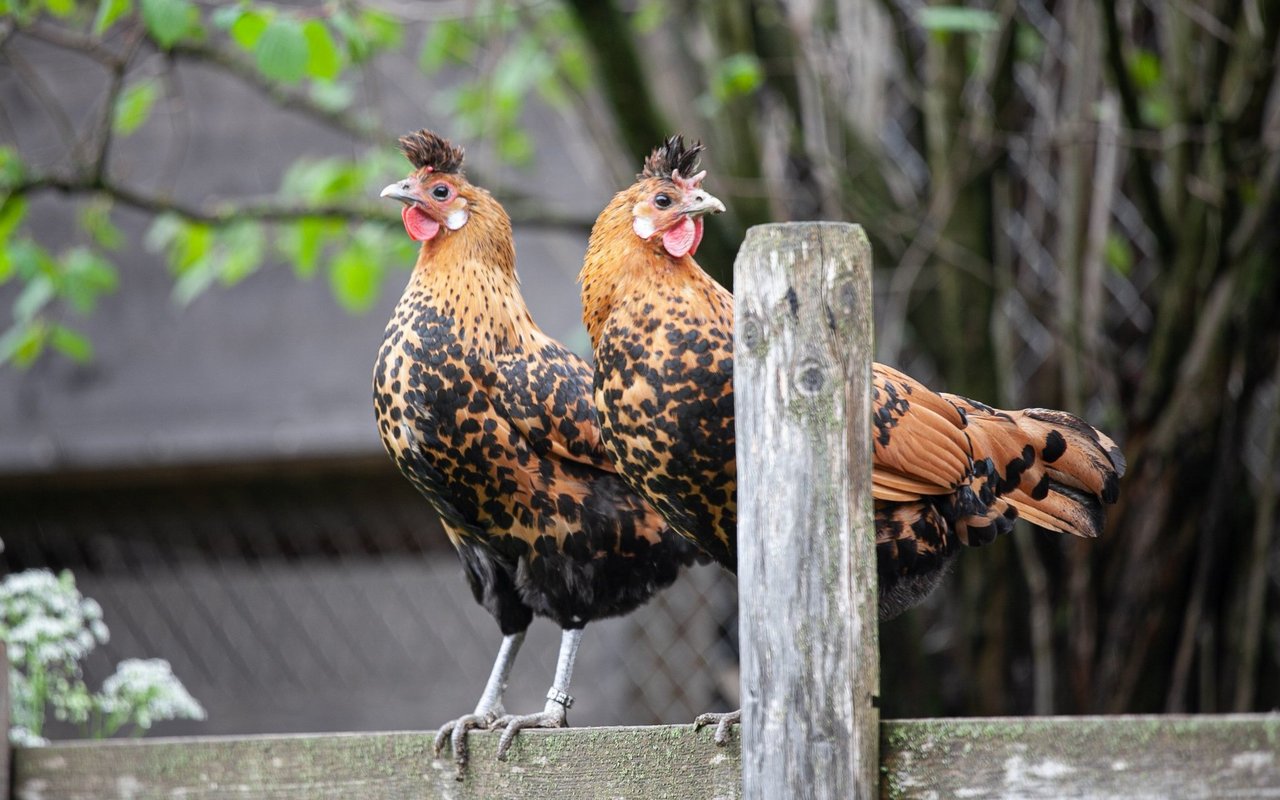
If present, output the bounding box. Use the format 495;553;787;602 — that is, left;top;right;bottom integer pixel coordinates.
641;135;704;180
398;129;465;174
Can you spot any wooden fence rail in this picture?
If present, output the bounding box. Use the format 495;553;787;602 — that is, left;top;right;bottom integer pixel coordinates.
6;223;1280;799
14;715;1280;799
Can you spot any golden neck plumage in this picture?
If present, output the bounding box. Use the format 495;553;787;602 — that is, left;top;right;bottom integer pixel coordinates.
402;191;539;354
580;193;703;348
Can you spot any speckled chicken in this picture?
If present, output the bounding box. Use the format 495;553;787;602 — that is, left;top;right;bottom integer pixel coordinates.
579;138;1126;735
374;130;702;774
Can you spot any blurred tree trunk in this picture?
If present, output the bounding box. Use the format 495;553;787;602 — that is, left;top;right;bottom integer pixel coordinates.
561;0;1280;717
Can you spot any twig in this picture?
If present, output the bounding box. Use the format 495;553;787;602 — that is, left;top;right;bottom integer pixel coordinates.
1100;0;1175;258
9;173;594;232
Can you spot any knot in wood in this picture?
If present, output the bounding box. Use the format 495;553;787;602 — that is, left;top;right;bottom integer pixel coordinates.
832;278;858;318
740;313;765;352
794;357;827;397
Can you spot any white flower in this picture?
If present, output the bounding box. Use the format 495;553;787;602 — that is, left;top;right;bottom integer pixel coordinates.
99;659;207;728
9;726;49;748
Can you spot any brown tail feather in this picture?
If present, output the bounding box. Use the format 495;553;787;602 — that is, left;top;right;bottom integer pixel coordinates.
944;395;1125;539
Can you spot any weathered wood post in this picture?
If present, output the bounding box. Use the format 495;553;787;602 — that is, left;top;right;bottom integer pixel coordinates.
735;222;878;798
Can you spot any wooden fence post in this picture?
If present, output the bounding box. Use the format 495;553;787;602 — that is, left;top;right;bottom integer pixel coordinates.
735;222;878;799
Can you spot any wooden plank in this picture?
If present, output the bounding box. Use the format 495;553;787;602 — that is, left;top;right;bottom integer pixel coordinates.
14;715;1279;799
880;715;1280;799
734;222;878;798
12;726;741;800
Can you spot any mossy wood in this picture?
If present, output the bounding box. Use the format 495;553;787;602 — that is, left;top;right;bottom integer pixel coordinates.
734;222;879;798
13;715;1279;799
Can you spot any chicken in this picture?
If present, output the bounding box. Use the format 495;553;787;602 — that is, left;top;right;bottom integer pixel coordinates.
579;136;1126;738
374;130;702;775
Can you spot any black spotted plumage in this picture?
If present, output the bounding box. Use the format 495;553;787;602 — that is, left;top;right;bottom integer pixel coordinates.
374;132;702;767
580;142;1127;621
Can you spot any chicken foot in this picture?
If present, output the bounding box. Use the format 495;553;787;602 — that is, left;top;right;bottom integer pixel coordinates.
434;630;525;779
493;627;582;761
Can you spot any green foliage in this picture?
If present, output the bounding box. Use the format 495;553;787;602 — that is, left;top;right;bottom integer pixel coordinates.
2;569;206;745
139;0;201;48
92;0;132;35
0;189;118;368
1128;49;1171;126
144;214;267;304
711;53;764;104
917;6;999;35
418;3;587;167
0;0;579;369
255;16;308;83
113;80;159;136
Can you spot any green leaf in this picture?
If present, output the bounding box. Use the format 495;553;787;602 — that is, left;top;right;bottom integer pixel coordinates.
14;273;55;321
1129;49;1161;91
2;239;50;284
330;9;369;63
61;247;119;313
712;53;763;102
0;146;25;190
329;240;380;313
113;81;159;136
256;16;309;83
0;194;26;243
631;0;666;34
496;127;534;166
140;0;198;48
78;200;124;251
229;9;269;50
358;8;402;50
0;320;47;368
303;20;341;80
277;217;337;278
917;6;999;34
172;260;216;305
210;3;244;30
1104;232;1133;276
49;324;93;363
418;19;474;73
45;0;74;17
93;0;133;35
215;222;265;285
174;224;213;272
144;212;185;253
309;79;353;112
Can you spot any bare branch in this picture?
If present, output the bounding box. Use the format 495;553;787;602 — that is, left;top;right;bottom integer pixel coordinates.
8;173;592;232
1100;0;1176;258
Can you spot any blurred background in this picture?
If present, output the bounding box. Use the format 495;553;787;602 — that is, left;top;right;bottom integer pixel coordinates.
1;0;1277;739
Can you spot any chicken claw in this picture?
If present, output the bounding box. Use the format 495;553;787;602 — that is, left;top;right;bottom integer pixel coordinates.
434;711;497;781
694;709;741;745
492;703;569;761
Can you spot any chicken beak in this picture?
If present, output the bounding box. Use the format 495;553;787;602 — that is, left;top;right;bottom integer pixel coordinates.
380;180;420;206
681;189;726;218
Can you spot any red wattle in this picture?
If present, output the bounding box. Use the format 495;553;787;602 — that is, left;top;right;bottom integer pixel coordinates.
402;205;441;242
690;217;705;255
662;217;697;258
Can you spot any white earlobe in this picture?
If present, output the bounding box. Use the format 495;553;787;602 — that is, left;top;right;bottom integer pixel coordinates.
445;208;470;230
633;215;656;240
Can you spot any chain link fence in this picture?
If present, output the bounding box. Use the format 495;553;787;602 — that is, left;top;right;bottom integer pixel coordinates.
1;468;738;738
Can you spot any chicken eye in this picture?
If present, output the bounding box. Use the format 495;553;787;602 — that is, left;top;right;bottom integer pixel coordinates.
654;193;672;209
431;184;451;201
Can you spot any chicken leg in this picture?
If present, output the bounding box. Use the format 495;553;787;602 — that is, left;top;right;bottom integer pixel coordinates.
493;627;582;761
434;630;525;779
